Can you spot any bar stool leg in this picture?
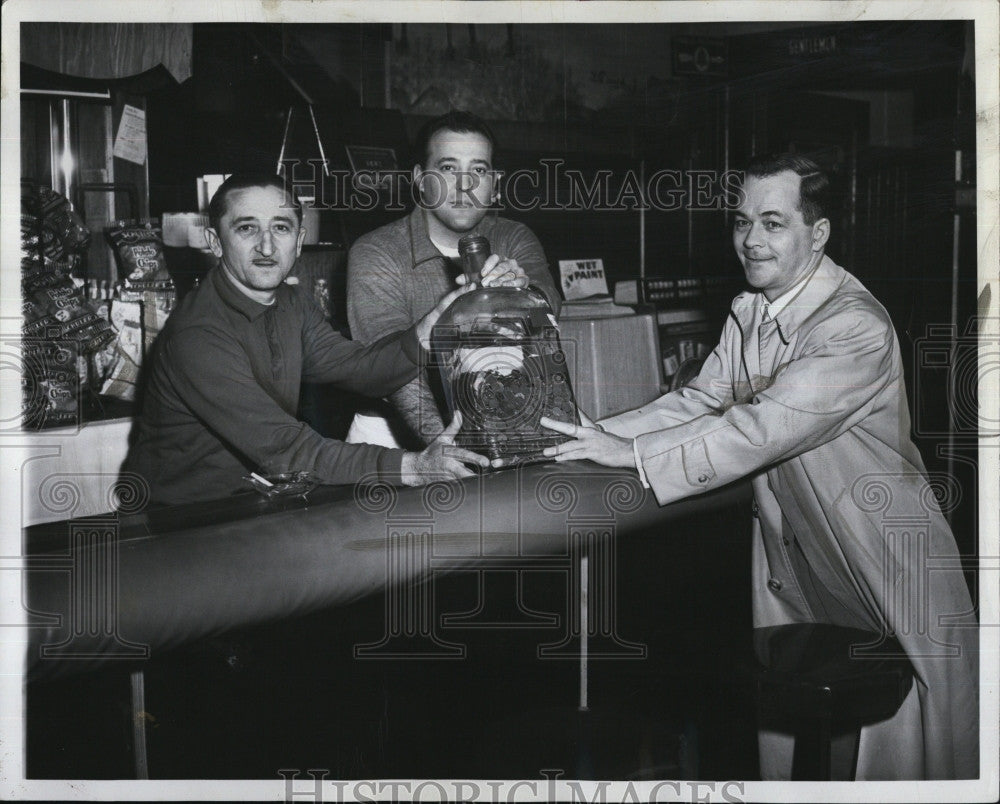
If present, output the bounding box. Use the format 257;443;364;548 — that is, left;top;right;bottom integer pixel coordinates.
129;669;149;779
832;728;861;780
791;715;831;780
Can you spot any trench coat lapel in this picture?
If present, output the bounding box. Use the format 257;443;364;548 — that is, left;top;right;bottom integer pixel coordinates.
731;293;759;397
734;255;848;395
768;255;847;340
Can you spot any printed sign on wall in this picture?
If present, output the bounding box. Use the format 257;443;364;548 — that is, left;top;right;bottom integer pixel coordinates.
112;104;147;165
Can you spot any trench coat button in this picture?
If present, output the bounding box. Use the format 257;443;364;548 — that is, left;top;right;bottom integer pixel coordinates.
767;578;783;592
697;474;709;484
751;501;759;517
782;537;790;546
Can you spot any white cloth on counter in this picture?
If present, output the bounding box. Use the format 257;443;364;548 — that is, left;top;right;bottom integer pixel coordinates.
346;412;404;449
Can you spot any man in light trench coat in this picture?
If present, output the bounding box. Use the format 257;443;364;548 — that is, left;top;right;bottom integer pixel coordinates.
540;153;979;780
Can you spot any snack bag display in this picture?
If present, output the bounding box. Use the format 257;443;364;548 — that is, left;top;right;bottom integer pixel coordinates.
107;219;174;291
20;193;180;419
21;185;91;265
98;300;144;402
21;340;81;430
21;261;116;353
97;219;177;401
20;187;117;428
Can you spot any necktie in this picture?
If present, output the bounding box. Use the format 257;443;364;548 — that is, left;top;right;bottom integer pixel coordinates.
758;303;782;376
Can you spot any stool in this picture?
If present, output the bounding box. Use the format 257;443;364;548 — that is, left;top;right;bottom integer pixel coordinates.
741;623;914;780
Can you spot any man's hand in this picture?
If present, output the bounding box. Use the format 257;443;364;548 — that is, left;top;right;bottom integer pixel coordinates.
415;284;475;350
456;254;530;289
400;412;490;485
532;414;637;468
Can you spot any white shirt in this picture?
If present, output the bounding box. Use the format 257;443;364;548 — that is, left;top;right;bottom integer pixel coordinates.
428;233;460;260
759;263;817;323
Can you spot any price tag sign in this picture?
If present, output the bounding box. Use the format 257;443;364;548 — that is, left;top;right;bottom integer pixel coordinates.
559;259;609;300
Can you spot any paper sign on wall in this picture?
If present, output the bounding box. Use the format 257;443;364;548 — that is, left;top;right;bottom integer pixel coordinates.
113;104;147;165
559;259;609;300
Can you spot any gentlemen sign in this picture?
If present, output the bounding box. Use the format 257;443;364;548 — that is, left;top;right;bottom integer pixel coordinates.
788;34;838;57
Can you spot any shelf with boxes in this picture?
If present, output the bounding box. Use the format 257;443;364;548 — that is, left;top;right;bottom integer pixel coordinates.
613;275;737;309
611;275;739;388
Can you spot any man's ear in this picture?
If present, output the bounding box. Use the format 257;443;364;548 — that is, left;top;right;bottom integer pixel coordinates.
811;217;831;252
412;164;424;195
296;223;306;256
205;227;224;258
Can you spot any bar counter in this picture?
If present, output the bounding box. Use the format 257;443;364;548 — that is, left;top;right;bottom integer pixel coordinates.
24;461;750;680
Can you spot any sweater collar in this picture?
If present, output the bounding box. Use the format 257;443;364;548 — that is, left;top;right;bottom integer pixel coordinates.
407;207;500;270
210;263;283;322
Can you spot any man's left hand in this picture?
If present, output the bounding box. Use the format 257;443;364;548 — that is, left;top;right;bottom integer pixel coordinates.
456;254;530;289
401;412;490;485
528;416;637;468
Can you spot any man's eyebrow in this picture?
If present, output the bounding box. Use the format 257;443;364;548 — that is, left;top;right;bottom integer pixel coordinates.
230;215;258;225
733;209;789;221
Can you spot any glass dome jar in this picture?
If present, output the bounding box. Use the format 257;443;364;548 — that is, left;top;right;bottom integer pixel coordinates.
430;236;579;466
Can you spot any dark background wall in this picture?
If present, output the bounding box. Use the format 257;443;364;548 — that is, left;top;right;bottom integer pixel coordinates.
145;22;972;289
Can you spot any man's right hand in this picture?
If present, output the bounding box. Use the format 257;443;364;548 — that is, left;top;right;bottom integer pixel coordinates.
415;285;475;350
399;412;489;485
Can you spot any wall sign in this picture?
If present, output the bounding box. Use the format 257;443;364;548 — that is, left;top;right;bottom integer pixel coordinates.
787;35;838;57
671;36;728;77
112;104;147;165
559;258;609;300
345;145;397;189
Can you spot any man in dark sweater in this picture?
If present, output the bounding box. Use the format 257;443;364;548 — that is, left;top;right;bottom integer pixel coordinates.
124;173;487;505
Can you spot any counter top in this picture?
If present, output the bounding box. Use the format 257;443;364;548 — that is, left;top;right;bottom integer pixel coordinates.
24;461;750;679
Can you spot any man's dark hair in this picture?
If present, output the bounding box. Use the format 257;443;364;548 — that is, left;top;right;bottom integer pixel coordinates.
208;173;302;232
411;110;499;169
744;153;831;225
